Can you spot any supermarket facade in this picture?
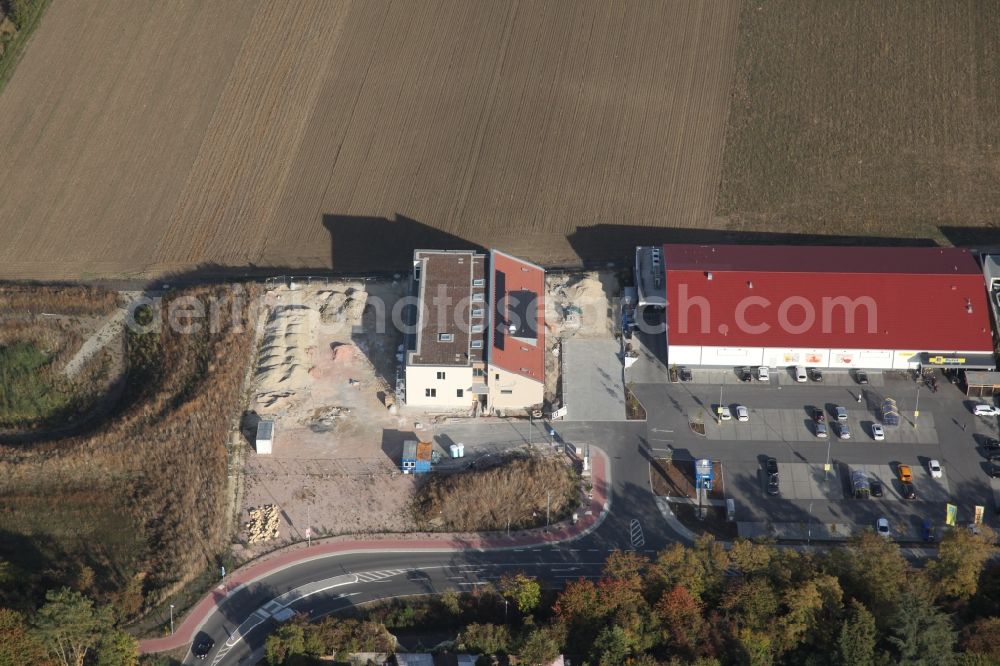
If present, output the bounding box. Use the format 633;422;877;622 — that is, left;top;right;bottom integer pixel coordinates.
644;244;997;371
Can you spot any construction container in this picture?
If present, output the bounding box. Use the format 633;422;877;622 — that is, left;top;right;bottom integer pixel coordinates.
402;440;433;473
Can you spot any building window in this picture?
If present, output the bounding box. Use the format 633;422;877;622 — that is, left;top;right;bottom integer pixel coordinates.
438;333;454;342
425;388;436;398
471;340;483;349
471;324;484;333
472;308;484;318
472;293;484;303
473;278;485;287
501;389;513;395
495;373;500;380
456;389;464;398
436;371;446;380
473;367;485;377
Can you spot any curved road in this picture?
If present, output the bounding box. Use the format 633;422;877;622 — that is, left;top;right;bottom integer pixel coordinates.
146;425;687;664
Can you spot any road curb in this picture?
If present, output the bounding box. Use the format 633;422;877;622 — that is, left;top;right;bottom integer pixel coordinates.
139;446;611;654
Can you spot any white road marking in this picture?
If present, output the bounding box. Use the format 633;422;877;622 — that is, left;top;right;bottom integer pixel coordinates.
630;519;646;549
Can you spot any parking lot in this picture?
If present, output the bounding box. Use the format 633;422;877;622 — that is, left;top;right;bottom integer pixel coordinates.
638;368;998;542
705;406;939;445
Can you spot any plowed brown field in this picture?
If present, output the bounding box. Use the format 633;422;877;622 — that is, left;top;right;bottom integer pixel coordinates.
0;1;740;280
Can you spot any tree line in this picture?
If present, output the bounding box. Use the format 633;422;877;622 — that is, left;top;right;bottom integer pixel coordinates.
265;528;1000;665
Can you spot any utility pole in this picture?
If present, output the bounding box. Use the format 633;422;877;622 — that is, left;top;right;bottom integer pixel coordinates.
807;502;813;546
546;490;551;527
169;604;174;634
529;412;533;447
307;504;312;547
914;385;921;428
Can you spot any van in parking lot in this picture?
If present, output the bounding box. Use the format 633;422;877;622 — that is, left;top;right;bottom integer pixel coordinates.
851;470;870;499
795;366;808;382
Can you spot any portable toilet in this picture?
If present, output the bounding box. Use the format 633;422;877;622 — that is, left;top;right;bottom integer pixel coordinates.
255;420;274;455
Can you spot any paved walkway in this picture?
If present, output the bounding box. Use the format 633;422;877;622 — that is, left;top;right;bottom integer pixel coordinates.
563;339;626;421
139;448;611;654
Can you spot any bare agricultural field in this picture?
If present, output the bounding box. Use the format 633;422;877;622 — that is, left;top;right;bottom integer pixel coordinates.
0;1;740;280
718;0;1000;242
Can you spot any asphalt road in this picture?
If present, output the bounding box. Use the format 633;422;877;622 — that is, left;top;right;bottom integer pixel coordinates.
187;548;638;664
172;343;1000;664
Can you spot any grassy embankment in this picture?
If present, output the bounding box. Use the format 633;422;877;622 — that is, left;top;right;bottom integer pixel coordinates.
0;285;259;620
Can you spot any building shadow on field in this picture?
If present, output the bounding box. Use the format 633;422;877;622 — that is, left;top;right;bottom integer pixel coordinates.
565;224;940;265
323;214;484;273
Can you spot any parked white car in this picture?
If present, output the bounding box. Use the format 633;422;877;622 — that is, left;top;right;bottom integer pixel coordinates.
876;517;891;538
871;423;885;441
835;406;848;421
928;459;943;479
795;366;808;382
973;403;1000;416
758;367;770;381
736;405;749;422
720;406;732;421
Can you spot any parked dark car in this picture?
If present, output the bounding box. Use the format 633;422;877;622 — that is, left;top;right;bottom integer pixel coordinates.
922;519;937;543
813;407;825;423
870;480;884;498
679;367;693;382
765;458;780;496
900;482;917;500
988;455;1000;479
736;367;752;382
855;370;869;385
983;437;1000;452
809;368;823;382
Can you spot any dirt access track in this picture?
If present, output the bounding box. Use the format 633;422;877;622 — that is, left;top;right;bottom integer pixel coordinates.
0;0;740;281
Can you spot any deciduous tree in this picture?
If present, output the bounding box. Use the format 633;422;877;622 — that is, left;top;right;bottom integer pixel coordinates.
499;572;542;614
95;629;137;666
655;584;705;657
518;623;563;666
958;616;1000;660
828;532;908;624
721;578;778;633
0;608;50;666
928;526;995;601
458;622;511;655
264;622;306;665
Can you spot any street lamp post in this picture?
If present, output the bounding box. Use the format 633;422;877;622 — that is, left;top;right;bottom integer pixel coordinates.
807;502;814;546
169;604;174;635
914;385;920;428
